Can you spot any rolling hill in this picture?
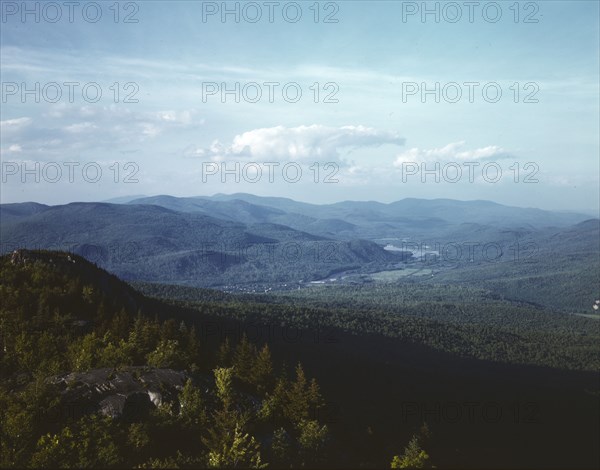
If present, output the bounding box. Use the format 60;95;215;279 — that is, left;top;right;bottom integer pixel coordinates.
1;196;597;293
0;201;400;286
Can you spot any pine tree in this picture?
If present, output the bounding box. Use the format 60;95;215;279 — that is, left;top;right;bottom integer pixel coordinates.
285;363;309;424
297;419;329;466
146;339;182;368
271;427;292;466
213;367;235;411
109;307;130;340
186;326;201;369
206;423;265;468
307;378;324;417
179;379;205;426
68;333;100;371
216;337;232;367
253;344;273;393
259;376;288;423
160;319;178;342
390;434;432;469
233;334;256;384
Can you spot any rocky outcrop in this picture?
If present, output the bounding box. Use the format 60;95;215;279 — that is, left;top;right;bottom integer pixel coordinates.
50;367;188;420
10;249;77;267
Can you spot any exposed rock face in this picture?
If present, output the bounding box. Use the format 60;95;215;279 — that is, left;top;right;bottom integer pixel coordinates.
50;367;188;420
10;249;77;267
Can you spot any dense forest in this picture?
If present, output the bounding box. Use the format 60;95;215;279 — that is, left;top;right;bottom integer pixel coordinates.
134;281;600;372
0;251;433;468
1;250;599;468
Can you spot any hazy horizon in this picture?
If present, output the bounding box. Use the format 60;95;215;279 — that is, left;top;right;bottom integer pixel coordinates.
1;191;598;217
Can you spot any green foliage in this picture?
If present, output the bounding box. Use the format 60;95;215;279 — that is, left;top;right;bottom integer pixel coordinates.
127;422;150;450
68;333;101;371
178;379;206;426
259;377;288;422
391;424;433;469
216;337;232;367
98;335;134;368
206;423;265;468
0;252;333;468
30;415;123;468
390;436;431;469
11;249;597;468
285;364;323;425
214;366;235;411
297;419;329;465
185;326;201;369
233;334;257;383
253;345;274;393
270;427;292;466
137;456;180;468
0;377;61;467
146;339;183;368
230;336;274;393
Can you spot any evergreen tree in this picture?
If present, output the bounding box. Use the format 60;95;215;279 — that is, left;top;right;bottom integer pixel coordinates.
214;367;235;411
271;427;292;466
68;332;100;371
253;344;273;393
30;415;123;468
297;419;330;466
179;379;206;426
233;334;256;384
146;339;182;368
390;434;432;469
186;326;201;368
216;337;232;367
206;423;265;468
285;363;309;424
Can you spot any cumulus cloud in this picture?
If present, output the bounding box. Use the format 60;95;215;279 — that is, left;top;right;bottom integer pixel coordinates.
393;141;511;166
189;125;405;162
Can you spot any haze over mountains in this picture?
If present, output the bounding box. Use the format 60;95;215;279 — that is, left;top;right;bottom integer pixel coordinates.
127;194;591;234
1;194;598;295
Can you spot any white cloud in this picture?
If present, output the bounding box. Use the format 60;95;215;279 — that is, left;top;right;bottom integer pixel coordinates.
394;141;511;166
0;143;23;157
190;124;405;162
154;110;200;125
64;122;98;133
140;123;161;138
0;117;31;127
0;117;32;131
0;105;204;160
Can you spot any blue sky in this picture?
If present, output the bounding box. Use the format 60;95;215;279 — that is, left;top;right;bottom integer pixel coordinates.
1;0;598;213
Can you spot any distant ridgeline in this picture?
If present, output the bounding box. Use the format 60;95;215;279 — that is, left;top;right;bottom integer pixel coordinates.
1;197;597;313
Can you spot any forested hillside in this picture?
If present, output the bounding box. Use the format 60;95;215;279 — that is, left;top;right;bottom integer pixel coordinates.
2;250;596;468
0;251;338;468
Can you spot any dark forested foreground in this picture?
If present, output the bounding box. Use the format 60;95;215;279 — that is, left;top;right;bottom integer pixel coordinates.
1;251;599;469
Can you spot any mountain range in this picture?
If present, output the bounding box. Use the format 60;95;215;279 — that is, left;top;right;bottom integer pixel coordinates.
1;194;597;289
